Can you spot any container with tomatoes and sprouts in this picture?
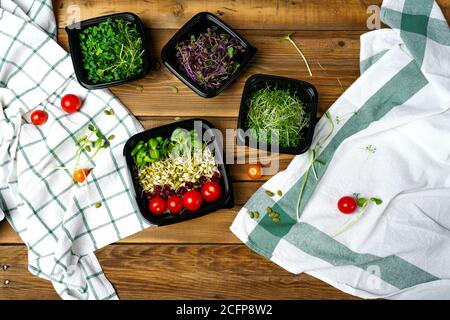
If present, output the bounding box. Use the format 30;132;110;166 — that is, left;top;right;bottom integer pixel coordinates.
123;119;234;226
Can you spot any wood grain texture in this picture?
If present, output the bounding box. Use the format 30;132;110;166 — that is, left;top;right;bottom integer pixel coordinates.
0;245;356;299
5;0;448;300
54;0;450;31
55;0;381;31
57;30;360;117
0;182;260;245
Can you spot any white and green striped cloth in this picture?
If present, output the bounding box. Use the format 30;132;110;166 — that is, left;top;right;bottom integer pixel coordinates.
0;0;150;299
232;0;450;299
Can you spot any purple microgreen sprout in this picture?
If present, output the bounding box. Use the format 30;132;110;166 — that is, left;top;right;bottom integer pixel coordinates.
175;26;245;90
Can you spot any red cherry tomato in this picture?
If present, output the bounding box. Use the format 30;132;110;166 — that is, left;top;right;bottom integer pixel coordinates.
148;196;166;215
201;181;223;203
183;190;203;212
30;110;48;125
337;196;358;214
61;94;82;113
72;168;90;184
167;195;184;214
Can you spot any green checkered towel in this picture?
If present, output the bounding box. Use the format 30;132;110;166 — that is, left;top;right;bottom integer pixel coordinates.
0;0;150;299
231;0;450;299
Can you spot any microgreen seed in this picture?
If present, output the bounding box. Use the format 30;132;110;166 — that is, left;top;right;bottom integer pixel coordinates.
264;190;275;197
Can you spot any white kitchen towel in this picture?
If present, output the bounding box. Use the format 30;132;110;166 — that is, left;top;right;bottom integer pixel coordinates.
231;0;450;299
0;0;150;299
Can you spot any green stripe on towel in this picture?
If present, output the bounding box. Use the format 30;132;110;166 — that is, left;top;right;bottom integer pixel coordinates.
246;60;432;289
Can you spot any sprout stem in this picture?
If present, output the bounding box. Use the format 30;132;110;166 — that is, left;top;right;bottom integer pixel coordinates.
282;33;313;77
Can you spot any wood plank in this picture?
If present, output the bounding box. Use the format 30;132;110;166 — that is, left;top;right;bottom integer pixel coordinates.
0;181;263;244
55;0;377;31
0;115;296;245
57;29;361;117
0;244;356;299
55;0;450;31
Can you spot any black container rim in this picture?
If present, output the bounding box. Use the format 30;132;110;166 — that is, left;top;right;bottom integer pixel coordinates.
236;74;319;155
161;11;257;98
123;118;234;226
65;12;151;90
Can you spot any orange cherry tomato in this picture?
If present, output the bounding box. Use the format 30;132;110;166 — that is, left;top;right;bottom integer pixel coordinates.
73;168;90;183
247;164;263;180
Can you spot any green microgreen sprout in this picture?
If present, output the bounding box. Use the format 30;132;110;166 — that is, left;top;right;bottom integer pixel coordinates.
295;111;334;219
246;85;309;148
332;193;383;238
335;110;358;125
363;144;377;157
79;18;144;84
74;124;110;169
281;32;312;77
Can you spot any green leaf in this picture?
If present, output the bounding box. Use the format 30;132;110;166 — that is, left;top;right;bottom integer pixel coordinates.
95;202;102;209
88;124;95;131
149;138;158;149
357;197;367;207
280;32;294;41
102;140;110;148
315;159;325;165
370;197;383;205
227;47;234;58
108;135;115;141
131;143;143;156
85;145;92;153
96;138;103;149
149;149;160;160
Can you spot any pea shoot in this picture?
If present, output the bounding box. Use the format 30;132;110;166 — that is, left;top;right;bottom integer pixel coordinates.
79;18;144;84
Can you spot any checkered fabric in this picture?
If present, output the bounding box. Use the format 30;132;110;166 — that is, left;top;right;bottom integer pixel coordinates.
231;0;450;299
0;0;150;299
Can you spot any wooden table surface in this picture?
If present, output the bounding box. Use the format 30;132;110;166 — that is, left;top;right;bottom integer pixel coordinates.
1;0;449;300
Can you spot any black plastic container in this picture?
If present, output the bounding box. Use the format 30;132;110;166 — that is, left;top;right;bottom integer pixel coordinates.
161;12;257;98
123;119;234;226
236;74;318;155
65;12;151;90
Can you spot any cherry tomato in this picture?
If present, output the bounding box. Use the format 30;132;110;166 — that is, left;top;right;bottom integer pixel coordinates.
72;168;90;183
148;196;166;215
201;181;223;203
247;164;262;180
183;190;203;212
61;94;82;113
30;110;48;125
167;195;184;214
337;196;358;214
